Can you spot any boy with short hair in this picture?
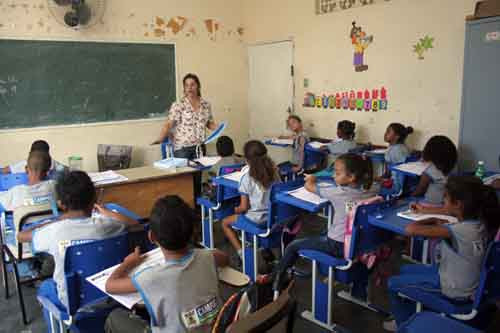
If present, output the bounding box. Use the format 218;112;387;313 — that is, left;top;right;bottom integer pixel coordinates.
104;195;229;333
2;139;66;174
17;171;139;324
0;150;55;211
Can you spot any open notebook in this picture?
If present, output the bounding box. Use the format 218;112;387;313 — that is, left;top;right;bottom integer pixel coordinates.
392;162;429;176
270;138;293;146
194;156;221;167
397;209;458;224
287;186;328;205
308;141;328;149
221;166;249;182
88;170;128;185
86;248;249;309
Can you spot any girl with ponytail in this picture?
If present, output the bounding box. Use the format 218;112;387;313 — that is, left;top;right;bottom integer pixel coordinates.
221;140;280;258
383;123;414;165
385;175;500;330
271;153;376;293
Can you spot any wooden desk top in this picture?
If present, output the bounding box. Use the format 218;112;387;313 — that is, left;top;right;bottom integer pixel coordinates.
95;166;197;188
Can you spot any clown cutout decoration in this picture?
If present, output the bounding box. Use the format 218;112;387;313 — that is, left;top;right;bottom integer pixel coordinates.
350;21;373;72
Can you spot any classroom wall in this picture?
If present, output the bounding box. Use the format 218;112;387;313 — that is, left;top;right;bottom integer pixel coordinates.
243;0;478;150
0;0;248;171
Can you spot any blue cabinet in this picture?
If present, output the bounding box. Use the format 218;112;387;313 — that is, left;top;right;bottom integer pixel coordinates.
459;17;500;172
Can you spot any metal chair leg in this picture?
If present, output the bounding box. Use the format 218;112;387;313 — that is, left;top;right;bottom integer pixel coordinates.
1;246;10;299
12;260;28;325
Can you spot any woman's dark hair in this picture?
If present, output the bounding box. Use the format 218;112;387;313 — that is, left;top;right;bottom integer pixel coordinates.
422;135;457;175
216;136;235;157
388;123;414;143
150;195;196;251
31;140;50;153
287;115;302;124
244;140;277;189
337;153;373;190
56;171;96;211
445;176;500;240
183;73;201;97
338;120;356;140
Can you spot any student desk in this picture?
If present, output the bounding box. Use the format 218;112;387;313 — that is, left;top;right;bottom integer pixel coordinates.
275;190;333;227
367;199;431;264
96;166;197;218
212;175;239;191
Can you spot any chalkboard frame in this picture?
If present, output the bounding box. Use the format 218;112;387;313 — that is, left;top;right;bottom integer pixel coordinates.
0;37;179;131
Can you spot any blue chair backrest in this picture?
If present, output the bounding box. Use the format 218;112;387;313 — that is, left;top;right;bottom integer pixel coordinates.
103;203;142;222
268;179;305;229
64;233;129;314
0;172;28;191
216;163;246;202
348;200;394;260
304;148;327;171
473;240;500;309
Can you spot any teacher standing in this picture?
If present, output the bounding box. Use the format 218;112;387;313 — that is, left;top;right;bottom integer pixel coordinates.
153;73;218;201
153;73;218;156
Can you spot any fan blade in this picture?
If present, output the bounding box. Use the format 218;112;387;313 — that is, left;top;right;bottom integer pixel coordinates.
54;0;71;5
77;3;91;25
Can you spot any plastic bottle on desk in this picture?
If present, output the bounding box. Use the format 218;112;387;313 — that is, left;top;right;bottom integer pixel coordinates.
475;161;486;180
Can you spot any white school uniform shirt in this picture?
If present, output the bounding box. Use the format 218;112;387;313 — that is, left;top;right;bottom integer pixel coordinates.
31;214;126;308
327;139;357;157
238;172;274;224
317;183;376;242
9;158;66;174
132;249;221;333
0;180;55;212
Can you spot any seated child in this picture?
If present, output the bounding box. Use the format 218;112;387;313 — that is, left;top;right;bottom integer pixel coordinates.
384;176;499;331
222;140;280;259
104;195;229;333
272;153;376;294
279;115;309;173
209;135;240;177
17;171;139;324
0;151;55;211
327;120;357;157
411;135;457;205
2;140;66;174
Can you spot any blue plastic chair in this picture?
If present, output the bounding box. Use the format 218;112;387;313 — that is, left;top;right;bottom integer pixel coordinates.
298;200;394;331
398;312;481;333
0;172;28;191
103;203;142;222
231;179;304;281
395;240;500;328
196;163;245;249
160;138;174;159
37;233;130;333
304;145;328;172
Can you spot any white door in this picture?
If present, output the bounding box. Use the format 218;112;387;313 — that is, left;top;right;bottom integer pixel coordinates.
248;41;294;163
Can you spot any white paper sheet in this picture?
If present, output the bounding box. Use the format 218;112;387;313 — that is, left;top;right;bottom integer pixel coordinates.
308;141;328;149
270;138;293;145
484;174;500;185
287;187;328;205
221;167;248;182
397;209;458;224
367;148;388;154
88;170;128;185
86;248;249;309
153;158;188;170
194;156;222;167
392;162;429;176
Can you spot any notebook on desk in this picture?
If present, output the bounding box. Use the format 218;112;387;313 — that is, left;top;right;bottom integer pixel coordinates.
392;161;429;176
270;138;293;145
308;141;328;149
221;166;249;183
397;209;458;224
287;187;328;205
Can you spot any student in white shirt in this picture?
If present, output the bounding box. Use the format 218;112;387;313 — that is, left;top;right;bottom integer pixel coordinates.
0;151;55;211
2;140;66;175
17;171;139;329
104;195;229;333
326;120;358;157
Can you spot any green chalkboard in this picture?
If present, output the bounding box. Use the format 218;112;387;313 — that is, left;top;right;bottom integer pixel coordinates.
0;39;176;129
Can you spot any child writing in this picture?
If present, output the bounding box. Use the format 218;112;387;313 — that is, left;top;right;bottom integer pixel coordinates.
272;153;376;294
327;120;357;157
2;140;66;174
221;140;280;259
0;151;55;212
17;171;139;327
279;115;309;173
411;135;457;205
384;176;500;331
105;195;229;333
